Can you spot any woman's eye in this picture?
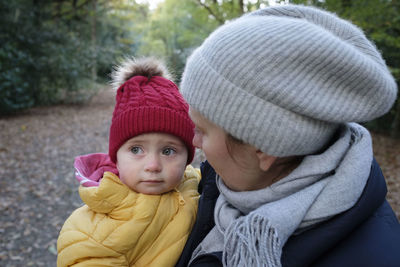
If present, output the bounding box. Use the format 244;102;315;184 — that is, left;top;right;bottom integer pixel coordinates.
131;146;143;154
194;127;203;135
162;147;176;156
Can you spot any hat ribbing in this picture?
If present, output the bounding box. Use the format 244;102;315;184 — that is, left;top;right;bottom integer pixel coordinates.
181;5;397;156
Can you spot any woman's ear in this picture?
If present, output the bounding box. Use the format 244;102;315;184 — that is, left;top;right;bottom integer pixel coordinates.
256;150;277;171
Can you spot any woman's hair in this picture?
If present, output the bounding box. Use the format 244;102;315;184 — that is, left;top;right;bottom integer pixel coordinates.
225;132;303;185
225;134;245;166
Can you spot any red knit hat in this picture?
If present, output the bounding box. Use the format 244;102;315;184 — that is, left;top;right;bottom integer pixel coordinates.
109;58;195;164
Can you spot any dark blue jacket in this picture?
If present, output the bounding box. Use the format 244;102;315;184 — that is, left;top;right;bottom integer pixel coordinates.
176;159;400;267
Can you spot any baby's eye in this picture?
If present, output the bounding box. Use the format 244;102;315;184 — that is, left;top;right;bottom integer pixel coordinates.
131;146;143;154
162;147;176;156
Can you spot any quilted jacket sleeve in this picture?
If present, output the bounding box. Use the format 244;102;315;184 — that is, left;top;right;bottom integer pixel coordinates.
57;173;135;267
178;165;201;203
57;206;129;267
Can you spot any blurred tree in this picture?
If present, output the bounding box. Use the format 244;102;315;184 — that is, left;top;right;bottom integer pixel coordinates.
137;0;220;82
193;0;270;24
0;0;147;115
285;0;400;136
91;0;98;81
2;0;398;137
137;0;270;82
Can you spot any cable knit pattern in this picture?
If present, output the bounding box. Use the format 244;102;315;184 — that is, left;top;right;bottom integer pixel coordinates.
109;74;195;163
181;5;397;157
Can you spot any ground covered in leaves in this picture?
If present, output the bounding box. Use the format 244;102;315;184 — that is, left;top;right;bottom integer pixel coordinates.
0;88;399;266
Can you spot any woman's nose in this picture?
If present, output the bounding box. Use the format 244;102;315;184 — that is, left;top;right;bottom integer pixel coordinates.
192;134;202;149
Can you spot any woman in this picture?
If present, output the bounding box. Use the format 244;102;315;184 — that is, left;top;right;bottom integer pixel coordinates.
176;4;400;267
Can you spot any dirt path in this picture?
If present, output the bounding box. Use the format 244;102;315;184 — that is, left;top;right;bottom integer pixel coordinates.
0;88;399;266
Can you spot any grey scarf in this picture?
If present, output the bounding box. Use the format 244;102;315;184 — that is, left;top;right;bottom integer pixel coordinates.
190;123;373;266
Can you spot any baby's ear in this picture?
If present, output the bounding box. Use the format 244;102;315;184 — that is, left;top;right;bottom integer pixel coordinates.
256;150;277;171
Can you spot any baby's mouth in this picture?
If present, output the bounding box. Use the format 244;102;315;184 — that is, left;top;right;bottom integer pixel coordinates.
142;179;163;183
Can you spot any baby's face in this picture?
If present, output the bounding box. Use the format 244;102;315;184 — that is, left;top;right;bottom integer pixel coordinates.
116;133;188;194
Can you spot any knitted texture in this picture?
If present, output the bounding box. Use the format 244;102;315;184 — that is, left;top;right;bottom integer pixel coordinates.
109;75;195;163
181;5;398;156
224;214;281;267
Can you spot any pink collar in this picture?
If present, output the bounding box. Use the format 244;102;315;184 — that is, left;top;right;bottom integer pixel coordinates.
74;153;119;187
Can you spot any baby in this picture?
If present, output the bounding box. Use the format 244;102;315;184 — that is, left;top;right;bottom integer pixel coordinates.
57;57;200;267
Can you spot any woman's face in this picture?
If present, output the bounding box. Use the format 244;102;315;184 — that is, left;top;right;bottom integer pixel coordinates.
189;108;269;191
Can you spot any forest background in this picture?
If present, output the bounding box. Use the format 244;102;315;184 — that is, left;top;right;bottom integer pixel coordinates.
1;0;400;137
1;1;400;266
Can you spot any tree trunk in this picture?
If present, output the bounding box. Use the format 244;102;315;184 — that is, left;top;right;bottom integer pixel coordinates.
54;0;62;25
391;99;400;138
238;0;244;14
341;0;352;9
91;0;97;82
196;0;225;25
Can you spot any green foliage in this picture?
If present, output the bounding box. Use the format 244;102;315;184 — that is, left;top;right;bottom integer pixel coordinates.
286;0;400;136
136;0;270;82
2;0;399;136
0;1;39;114
0;0;143;115
134;0;218;82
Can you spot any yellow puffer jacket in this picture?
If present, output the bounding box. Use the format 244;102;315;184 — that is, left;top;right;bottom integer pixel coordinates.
57;165;200;267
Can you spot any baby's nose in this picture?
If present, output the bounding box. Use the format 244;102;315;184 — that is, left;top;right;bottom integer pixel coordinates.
144;155;162;172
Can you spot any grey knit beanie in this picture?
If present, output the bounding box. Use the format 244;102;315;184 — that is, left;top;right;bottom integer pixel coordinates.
181;5;397;157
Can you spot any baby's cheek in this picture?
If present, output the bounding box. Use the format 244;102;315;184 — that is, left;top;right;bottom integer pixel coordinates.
172;168;185;184
118;173;127;184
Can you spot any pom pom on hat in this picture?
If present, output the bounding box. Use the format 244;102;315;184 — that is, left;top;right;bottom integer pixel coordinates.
111;57;173;91
109;57;195;164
